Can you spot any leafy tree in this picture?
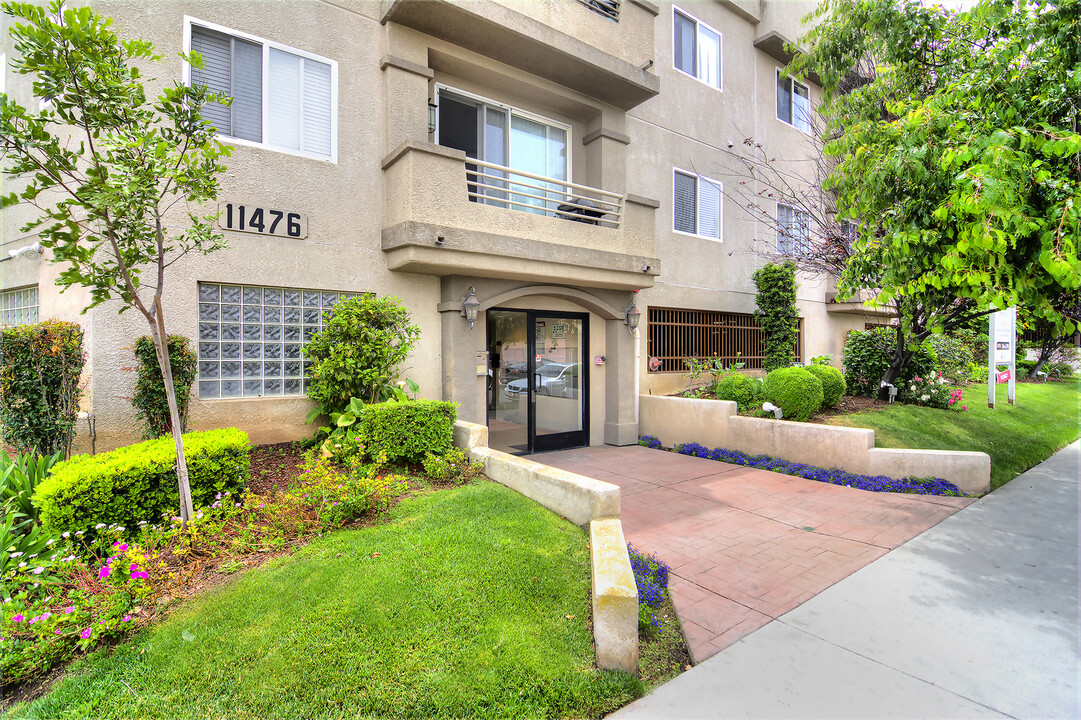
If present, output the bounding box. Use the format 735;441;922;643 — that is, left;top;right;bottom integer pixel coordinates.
131;335;198;440
0;2;231;523
753;261;800;372
790;0;1080;395
303;295;421;415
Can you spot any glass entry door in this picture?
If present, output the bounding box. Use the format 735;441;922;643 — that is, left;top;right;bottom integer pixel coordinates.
486;309;588;454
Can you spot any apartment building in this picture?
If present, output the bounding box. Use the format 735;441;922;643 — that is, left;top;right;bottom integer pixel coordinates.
1;0;877;455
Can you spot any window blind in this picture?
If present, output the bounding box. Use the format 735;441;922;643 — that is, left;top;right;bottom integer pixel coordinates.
698;178;720;238
190;26;232;134
674;12;695;76
674;171;697;234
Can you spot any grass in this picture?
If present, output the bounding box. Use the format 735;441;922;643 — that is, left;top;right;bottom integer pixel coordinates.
825;380;1080;490
6;480;643;719
636;596;690;689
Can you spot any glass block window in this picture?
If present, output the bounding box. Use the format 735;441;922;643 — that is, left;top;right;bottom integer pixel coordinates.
197;283;359;399
0;286;39;326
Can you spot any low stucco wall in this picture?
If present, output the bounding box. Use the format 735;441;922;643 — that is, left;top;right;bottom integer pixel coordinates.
639;395;991;496
453;420;638;673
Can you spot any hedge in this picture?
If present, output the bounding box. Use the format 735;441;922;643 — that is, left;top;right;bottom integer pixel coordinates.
0;320;85;457
842;328;937;397
360;400;456;465
35;429;250;538
805;364;846;408
763;366;823;422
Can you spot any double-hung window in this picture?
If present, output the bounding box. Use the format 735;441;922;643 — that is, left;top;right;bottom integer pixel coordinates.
777;204;810;254
673;8;721;89
673;169;721;240
185;19;337;161
436;87;569;217
776;72;811;133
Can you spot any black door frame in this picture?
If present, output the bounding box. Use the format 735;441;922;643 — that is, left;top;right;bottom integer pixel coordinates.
488;307;589;454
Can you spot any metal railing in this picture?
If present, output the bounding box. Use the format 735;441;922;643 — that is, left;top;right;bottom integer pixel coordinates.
575;0;620;21
463;157;624;229
647;307;804;372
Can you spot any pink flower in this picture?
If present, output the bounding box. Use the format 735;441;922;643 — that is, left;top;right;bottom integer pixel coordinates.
55;629;62;635
130;563;139;572
65;606;75;614
122;615;132;622
12;614;24;623
98;565;111;580
962;405;967;411
41;612;51;620
81;627;91;639
112;542;129;552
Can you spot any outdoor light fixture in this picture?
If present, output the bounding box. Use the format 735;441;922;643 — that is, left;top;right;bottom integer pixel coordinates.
7;242;41;260
762;401;783;419
880;381;898;403
461;286;480;330
428;101;438;135
624;301;641;335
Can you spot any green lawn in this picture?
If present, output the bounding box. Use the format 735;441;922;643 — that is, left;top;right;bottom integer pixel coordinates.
6;481;642;719
826;381;1080;490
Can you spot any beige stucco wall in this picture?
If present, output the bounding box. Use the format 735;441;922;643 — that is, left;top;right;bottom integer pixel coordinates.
2;0;876;456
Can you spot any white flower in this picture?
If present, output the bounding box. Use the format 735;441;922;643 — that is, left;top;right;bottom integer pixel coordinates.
8;552;22;558
94;523;105;529
920;394;930;401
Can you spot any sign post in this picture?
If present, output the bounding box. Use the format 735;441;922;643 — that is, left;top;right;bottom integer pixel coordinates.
988;306;1017;408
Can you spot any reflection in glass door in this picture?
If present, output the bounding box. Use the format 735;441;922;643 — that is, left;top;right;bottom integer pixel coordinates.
486;309;588;454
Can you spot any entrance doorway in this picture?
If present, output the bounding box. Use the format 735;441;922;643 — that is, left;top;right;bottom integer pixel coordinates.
486;309;589;454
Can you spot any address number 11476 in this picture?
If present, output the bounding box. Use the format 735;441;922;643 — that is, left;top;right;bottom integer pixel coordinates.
217;202;308;239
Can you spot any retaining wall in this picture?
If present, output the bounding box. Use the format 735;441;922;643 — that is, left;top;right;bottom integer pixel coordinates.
638;395;991;496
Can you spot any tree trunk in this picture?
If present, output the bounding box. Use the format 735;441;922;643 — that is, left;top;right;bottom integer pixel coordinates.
878;324;916;400
149;304;194;525
1030;327;1063;377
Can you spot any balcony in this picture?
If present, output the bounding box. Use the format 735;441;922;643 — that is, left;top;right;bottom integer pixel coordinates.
381;141;659;291
380;0;659;110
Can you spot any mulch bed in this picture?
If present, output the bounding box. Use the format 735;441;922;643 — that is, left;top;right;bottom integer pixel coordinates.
247;442;308;495
807;393;887;423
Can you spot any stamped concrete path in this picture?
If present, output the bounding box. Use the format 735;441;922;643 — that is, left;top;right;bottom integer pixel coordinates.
539;445;973;663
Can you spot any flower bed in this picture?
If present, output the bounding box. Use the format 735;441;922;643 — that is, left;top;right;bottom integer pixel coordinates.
639;437;966;497
627;545;670;633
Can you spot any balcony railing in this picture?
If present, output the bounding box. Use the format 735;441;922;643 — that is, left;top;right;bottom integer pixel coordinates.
463;158;624;230
575;0;620;21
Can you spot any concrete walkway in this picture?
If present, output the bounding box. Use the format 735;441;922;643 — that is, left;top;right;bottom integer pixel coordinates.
611;440;1080;719
539;445;972;662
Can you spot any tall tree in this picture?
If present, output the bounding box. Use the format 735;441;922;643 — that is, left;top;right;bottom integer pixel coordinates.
0;1;231;523
789;0;1080;394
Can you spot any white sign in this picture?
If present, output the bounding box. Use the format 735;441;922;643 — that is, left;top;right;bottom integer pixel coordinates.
988;306;1017;408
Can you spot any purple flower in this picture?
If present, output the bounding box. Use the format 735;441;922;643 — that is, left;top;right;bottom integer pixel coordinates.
12;614;24;623
81;627;92;639
112;542;129;552
32;566;45;575
65;606;76;614
98;565;111;580
122;615;132;622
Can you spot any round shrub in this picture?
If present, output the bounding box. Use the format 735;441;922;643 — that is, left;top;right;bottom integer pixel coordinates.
763;367;823;422
713;373;762;411
805;364;846;408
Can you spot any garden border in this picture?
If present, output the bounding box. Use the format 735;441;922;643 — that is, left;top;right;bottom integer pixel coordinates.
638;395;991;496
453;421;638;672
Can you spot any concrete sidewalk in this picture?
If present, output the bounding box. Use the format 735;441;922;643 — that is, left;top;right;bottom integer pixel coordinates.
612;440;1080;720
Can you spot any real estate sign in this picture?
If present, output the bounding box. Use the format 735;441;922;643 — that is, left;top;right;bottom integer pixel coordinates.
988;306;1017;408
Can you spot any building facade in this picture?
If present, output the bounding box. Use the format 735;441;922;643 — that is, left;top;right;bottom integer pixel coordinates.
1;0;877;456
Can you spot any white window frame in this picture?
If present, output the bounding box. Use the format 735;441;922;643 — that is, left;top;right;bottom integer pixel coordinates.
777;203;811;254
673;168;723;242
182;17;338;163
0;285;40;326
672;7;722;91
776;69;812;133
433;84;573;181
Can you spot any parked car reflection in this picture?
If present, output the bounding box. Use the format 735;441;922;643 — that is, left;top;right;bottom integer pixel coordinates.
504;362;578;400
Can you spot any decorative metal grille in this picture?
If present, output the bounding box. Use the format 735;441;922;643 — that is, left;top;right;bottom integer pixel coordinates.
575;0;620;21
647;307;803;372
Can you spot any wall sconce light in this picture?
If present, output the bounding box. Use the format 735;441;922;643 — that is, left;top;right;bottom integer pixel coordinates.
428;101;438;135
624;301;641;335
7;242;41;260
461;286;480;330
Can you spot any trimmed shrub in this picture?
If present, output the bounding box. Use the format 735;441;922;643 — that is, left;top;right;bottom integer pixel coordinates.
805;364;846;408
131;335;198;439
713;373;762;412
35;429;250;539
763;367;823;422
0;321;85;457
842;328;937;397
304;295;421;414
359;400;456;465
926;333;972;384
753;262;800;372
